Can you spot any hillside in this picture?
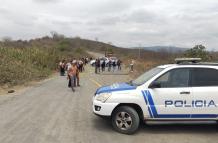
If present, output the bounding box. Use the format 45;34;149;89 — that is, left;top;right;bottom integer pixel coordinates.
0;36;191;86
0;36;92;86
4;35;218;87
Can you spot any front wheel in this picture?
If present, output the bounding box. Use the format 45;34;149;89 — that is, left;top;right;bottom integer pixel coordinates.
112;106;140;134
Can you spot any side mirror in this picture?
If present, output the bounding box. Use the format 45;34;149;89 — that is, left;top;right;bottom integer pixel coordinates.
149;81;161;89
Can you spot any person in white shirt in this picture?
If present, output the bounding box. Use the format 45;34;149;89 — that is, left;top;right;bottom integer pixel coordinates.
67;61;72;87
59;60;66;76
130;59;134;72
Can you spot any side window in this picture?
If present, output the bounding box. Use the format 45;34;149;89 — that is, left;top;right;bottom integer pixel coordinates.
191;68;218;87
155;68;190;88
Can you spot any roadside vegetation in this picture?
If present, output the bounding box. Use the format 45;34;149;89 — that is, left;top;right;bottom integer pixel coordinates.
0;35;92;87
101;44;218;77
1;32;218;86
128;44;218;77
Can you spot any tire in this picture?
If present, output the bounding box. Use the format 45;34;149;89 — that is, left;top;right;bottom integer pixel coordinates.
112;106;140;134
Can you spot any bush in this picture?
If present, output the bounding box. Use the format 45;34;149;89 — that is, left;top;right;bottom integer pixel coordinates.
184;45;210;61
57;39;71;52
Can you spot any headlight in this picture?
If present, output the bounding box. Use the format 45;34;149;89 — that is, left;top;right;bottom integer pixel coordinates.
96;92;112;103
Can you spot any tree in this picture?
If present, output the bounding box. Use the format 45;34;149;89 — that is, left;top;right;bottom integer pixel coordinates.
2;36;12;43
50;31;64;40
184;45;210;61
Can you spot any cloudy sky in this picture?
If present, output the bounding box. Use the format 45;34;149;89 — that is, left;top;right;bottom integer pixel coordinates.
0;0;218;50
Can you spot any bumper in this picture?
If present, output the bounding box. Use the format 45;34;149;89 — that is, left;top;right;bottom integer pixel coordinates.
93;99;119;116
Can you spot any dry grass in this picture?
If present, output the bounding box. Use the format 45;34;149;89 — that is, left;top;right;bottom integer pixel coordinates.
2;35;217;86
119;51;179;78
0;37;90;86
0;47;58;86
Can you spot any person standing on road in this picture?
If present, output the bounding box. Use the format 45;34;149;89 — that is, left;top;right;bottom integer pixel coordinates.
101;60;105;72
59;60;66;76
95;59;98;74
76;62;80;87
65;60;71;71
78;59;83;72
85;57;89;65
117;59;122;71
130;59;134;72
95;58;100;74
112;60;116;72
97;58;101;73
68;62;77;92
67;60;72;88
108;60;112;72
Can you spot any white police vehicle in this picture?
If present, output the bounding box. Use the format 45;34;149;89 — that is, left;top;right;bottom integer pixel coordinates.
93;58;218;134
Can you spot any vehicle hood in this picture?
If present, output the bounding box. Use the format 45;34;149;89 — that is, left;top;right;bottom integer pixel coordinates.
95;83;136;95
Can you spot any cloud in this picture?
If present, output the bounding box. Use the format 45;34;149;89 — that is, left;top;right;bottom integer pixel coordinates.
0;0;218;49
0;7;9;14
32;0;60;3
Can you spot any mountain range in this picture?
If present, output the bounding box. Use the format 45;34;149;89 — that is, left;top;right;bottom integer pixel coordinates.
139;46;189;53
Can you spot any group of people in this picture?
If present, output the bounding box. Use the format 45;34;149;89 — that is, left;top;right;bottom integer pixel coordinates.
58;57;134;92
59;57;90;92
95;59;122;74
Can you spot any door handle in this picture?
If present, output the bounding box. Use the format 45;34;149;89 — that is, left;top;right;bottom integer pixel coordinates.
180;91;190;95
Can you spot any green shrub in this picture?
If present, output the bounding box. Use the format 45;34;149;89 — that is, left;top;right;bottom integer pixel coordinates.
184;45;210;61
57;39;71;52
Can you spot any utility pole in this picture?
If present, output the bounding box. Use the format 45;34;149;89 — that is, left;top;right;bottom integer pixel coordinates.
138;44;141;59
105;46;108;57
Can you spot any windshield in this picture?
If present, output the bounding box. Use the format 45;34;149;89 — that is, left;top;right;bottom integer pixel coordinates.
131;67;164;86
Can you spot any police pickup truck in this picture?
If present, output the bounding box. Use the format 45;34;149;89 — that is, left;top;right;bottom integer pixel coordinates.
93;58;218;134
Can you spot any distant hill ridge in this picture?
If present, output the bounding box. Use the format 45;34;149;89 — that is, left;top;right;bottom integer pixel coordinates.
138;46;189;53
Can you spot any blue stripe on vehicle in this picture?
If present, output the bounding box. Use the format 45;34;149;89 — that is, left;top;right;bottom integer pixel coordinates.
145;90;158;118
148;108;154;118
97;88;136;94
157;114;217;118
95;83;137;95
95;85;108;95
141;91;147;104
142;90;218;119
158;114;190;118
97;87;136;94
141;91;153;118
191;114;217;118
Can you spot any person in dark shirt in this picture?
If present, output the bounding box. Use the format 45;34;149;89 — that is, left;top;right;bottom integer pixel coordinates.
112;61;116;72
97;58;101;73
101;60;105;72
117;59;122;70
108;60;112;72
95;59;98;74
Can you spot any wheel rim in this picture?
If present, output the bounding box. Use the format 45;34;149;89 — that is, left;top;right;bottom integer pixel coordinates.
115;112;132;131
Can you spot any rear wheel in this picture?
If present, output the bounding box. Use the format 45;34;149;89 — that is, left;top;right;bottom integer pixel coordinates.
112;106;140;134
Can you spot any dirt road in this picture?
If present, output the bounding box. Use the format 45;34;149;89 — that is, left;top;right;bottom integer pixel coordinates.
0;65;218;143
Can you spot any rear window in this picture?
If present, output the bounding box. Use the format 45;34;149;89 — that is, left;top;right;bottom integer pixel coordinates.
191;68;218;87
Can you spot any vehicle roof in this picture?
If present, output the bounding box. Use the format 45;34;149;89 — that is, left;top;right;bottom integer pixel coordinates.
158;64;176;68
158;63;218;69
